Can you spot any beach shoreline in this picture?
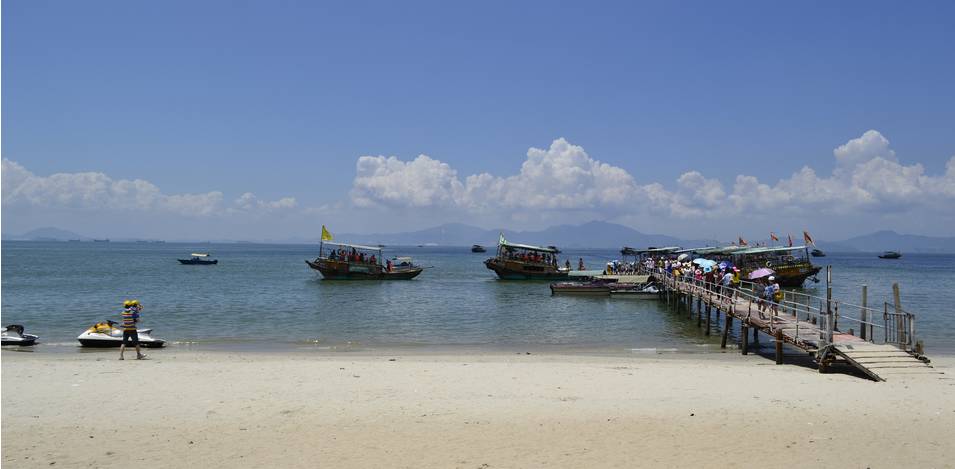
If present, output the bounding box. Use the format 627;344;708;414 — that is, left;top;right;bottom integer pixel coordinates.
3;349;954;468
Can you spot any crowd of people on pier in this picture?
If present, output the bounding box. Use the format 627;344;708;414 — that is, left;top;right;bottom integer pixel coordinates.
638;255;783;319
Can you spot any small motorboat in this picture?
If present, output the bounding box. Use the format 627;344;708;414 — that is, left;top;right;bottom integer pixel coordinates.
2;325;39;346
878;251;902;259
550;280;613;295
77;321;166;348
810;249;826;257
178;253;218;265
471;244;486;253
609;283;661;297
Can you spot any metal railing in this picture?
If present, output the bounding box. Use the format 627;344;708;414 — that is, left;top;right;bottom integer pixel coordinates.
646;266;915;351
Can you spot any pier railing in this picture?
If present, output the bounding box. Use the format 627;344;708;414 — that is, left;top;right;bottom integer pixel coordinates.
645;267;916;352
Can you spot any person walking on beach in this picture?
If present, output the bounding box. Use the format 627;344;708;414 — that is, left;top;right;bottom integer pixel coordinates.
119;300;146;360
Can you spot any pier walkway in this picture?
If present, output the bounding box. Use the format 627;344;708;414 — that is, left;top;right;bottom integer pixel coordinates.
652;267;937;381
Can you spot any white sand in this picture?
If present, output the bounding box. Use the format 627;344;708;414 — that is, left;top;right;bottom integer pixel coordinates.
3;349;954;468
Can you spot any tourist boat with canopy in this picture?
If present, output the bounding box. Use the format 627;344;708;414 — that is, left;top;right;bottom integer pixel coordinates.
677;245;819;287
178;253;218;265
484;234;570;280
307;241;423;280
307;226;424;280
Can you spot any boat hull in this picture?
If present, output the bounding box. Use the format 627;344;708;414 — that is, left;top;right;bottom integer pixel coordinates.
550;282;612;294
306;259;423;280
484;258;569;280
1;334;38;346
178;259;218;265
760;263;821;287
78;338;166;348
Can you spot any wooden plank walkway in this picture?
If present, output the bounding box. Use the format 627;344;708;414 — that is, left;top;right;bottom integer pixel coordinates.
657;273;935;381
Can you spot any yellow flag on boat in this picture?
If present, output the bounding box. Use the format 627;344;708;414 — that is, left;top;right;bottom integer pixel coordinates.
321;225;333;241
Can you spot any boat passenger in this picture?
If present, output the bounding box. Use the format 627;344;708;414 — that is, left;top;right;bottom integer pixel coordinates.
370;254;376;265
565;259;571;270
578;258;585;271
386;259;392;272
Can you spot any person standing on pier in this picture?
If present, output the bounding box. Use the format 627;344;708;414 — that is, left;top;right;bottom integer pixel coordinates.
769;276;782;316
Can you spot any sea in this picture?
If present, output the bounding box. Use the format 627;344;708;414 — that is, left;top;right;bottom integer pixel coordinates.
2;241;954;355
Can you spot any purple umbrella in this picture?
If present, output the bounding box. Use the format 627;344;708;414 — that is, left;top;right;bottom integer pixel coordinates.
747;267;775;280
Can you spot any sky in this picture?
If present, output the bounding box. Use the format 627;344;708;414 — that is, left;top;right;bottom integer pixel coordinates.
3;0;954;241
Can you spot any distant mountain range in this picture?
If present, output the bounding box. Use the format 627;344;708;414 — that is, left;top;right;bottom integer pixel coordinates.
816;230;955;254
334;221;716;249
4;224;954;253
2;227;90;241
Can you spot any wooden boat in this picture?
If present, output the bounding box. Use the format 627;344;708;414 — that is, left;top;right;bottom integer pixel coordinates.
307;241;422;280
608;282;660;297
878;251;902;259
471;244;486;253
680;245;820;287
811;249;826;257
484;235;569;280
550;280;613;294
178;253;218;265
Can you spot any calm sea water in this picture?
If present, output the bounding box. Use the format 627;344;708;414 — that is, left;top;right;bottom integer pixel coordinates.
2;241;954;354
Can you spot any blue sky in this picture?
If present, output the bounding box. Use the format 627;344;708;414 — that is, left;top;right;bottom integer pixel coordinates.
4;1;954;240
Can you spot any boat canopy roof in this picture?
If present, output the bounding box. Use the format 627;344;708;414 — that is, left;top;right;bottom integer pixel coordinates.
673;246;718;254
500;239;558;253
190;253;210;257
621;246;681;255
322;241;383;251
731;245;808;255
392;256;413;263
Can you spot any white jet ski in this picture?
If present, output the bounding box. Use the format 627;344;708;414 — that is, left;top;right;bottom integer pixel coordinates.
2;325;39;346
77;321;166;348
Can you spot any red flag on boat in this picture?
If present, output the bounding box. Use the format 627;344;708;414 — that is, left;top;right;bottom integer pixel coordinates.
738;236;748;246
787;234;793;247
803;231;815;246
770;232;779;242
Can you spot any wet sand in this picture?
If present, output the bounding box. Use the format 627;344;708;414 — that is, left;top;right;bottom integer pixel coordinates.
3;349;954;468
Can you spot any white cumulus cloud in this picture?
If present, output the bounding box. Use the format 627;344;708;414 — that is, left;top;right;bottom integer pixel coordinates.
345;131;955;223
1;158;295;216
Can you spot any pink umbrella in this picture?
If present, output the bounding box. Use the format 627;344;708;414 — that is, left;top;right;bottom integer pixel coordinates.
747;267;775;280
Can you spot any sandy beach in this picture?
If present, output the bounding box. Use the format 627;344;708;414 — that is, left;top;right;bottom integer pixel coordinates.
3;348;954;469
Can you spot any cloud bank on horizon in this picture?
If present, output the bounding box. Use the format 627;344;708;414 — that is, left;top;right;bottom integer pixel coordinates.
1;159;297;217
350;129;955;220
3;130;954;239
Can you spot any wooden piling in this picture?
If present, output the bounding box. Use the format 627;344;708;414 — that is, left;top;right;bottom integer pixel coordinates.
705;305;711;336
741;324;749;355
860;285;868;341
774;329;783;365
721;315;732;349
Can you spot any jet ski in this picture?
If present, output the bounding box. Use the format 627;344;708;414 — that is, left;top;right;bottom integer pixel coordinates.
2;325;39;346
77;321;166;348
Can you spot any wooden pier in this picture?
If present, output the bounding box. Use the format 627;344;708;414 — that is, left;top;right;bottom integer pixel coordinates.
653;267;937;381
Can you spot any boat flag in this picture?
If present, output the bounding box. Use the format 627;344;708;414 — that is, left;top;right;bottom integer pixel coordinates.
738;236;748;246
499;232;506;246
787;234;793;247
803;230;815;246
321;225;333;241
770;232;779;242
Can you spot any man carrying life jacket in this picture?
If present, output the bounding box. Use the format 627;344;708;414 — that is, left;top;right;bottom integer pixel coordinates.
119;299;146;360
